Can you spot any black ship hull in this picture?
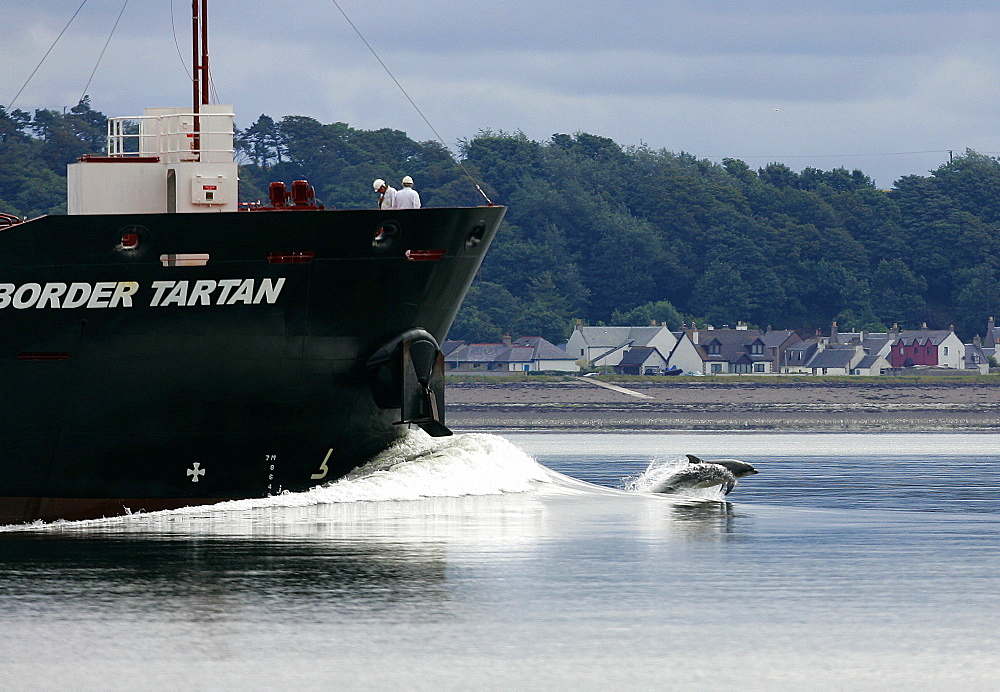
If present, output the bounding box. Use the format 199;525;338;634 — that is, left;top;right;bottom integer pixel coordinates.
0;205;503;524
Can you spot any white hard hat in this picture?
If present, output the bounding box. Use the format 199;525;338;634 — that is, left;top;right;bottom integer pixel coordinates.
373;179;385;190
401;176;414;186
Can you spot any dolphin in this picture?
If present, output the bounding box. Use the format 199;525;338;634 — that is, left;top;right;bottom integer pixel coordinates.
647;463;736;495
685;455;759;479
684;454;759;494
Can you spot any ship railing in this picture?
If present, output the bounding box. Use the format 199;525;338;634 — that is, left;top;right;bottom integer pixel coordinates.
106;113;235;164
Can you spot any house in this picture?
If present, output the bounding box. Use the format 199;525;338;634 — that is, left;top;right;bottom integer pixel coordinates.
760;329;801;372
858;332;895;362
689;325;774;374
964;336;990;374
515;336;579;371
985;316;1000;351
615;347;670;375
781;336;821;373
819;322;894;375
565;324;677;369
853;352;891;376
667;331;704;374
562;318;992;377
805;343;866;375
445;335;577;373
978;317;1000;366
829;322;895;359
445;342;509;372
441;339;465;360
889;327;965;369
782;329;892;375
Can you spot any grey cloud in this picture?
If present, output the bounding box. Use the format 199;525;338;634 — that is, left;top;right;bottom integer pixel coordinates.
2;0;998;188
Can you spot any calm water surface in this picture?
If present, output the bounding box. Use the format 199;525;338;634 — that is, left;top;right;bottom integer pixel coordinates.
2;432;998;690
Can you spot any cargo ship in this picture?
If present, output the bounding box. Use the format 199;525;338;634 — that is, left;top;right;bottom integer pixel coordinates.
0;1;504;524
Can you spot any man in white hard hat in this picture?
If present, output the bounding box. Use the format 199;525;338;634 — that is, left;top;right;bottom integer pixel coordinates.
393;175;421;209
373;178;396;209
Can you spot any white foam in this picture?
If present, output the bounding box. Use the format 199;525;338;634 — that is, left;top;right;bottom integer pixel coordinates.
303;430;559;502
624;455;727;500
3;431;692;533
2;431;591;531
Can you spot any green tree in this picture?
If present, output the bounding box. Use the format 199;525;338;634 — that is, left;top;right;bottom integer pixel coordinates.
237;114;283;168
447;282;521;342
926;150;1000;224
611;300;683;329
0;106;31;143
587;215;668;321
511;273;574;344
871;258;927;327
953;263;1000;336
689;261;758;327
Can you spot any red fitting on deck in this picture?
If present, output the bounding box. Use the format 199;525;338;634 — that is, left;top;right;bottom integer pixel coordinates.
269;181;288;207
291;180;313;206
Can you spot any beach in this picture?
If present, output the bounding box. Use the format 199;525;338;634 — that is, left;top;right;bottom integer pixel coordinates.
446;378;1000;431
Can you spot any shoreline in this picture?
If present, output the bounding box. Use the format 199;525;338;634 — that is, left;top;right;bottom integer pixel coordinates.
445;379;1000;432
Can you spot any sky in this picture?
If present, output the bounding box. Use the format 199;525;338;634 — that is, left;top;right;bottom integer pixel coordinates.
2;0;999;188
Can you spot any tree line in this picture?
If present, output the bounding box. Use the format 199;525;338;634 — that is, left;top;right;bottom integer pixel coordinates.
3;101;999;344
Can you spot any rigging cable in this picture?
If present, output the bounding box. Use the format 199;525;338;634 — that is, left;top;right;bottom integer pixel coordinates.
169;0;193;82
171;0;220;105
5;0;90;110
78;0;130;105
209;73;220;106
327;0;493;205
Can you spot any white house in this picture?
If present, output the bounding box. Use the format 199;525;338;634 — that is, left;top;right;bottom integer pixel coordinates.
804;343;867;375
667;331;704;374
853;352;891;376
565;324;677;370
446;335;577;373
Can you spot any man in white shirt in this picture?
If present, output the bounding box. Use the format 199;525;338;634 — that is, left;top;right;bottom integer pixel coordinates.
393;175;421;209
373;179;396;209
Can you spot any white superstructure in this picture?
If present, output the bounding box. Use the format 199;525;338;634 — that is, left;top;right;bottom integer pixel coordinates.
67;105;238;215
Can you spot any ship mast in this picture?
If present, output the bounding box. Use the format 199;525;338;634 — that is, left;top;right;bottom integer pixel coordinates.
191;0;209;158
